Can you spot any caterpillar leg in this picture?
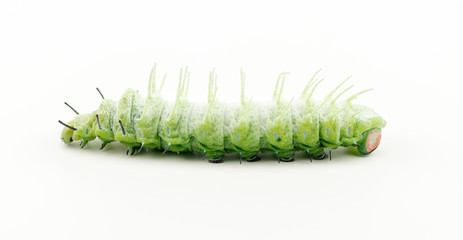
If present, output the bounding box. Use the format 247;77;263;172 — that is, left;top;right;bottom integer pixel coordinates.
274;152;295;163
356;128;382;155
99;141;109;150
280;155;295;162
80;140;89;148
126;146;140;156
237;152;253;164
307;148;327;160
313;151;327;160
246;155;261;162
137;142;145;153
208;156;223;164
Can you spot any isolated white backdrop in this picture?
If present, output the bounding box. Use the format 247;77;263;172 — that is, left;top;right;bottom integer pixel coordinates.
1;0;462;239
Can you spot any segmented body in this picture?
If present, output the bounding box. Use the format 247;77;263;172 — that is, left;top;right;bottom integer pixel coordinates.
60;65;386;163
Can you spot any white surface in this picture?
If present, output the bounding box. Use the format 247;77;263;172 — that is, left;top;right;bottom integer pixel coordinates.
1;0;462;239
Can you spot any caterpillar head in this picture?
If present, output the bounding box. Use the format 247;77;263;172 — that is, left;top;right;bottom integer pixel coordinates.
60;120;76;143
356;128;382;155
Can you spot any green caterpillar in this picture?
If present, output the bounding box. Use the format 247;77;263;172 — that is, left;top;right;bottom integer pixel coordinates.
59;64;386;163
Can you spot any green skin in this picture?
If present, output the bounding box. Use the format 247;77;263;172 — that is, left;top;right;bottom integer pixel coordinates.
293;102;326;159
61;120;75;143
93;99;117;146
261;101;295;158
190;102;226;158
112;89;144;150
135;93;166;150
61;101;385;159
61;71;386;161
320;106;344;148
228;100;260;158
158;99;193;153
71;112;97;148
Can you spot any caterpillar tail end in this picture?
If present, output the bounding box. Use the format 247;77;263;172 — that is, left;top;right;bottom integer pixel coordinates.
356;128;382;155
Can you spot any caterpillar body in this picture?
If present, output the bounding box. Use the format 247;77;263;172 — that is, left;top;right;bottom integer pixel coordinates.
59;65;386;163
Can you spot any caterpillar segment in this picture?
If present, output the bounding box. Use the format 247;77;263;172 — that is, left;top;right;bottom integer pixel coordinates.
227;69;261;163
59;65;386;163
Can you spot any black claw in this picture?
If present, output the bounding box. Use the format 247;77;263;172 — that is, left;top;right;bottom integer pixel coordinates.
246;155;260;162
208;157;223;163
313;151;327;160
280;156;295;162
329;147;332;161
208;159;223;163
80;140;88;149
99;142;107;150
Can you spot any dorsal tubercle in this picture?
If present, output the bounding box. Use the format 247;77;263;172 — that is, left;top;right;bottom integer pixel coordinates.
273;72;290;104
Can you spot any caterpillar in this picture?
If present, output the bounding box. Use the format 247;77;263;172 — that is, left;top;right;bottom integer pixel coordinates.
59;64;386;163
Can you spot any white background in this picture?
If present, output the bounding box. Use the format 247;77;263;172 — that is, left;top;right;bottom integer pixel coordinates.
1;0;462;239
